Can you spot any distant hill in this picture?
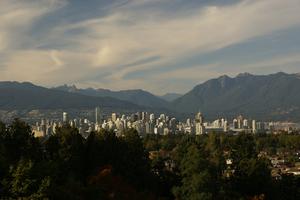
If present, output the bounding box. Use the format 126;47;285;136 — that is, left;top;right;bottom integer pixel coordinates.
54;85;170;109
0;82;141;111
2;72;300;121
160;93;182;102
172;72;300;121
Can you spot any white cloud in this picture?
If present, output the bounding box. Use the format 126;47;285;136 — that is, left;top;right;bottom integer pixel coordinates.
0;0;300;94
0;0;67;52
57;0;300;79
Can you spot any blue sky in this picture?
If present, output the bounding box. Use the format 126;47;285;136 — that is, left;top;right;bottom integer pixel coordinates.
0;0;300;95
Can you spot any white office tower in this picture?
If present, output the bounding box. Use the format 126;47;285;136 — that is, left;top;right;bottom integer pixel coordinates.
163;128;170;135
195;122;205;135
256;122;265;133
102;122;109;130
186;118;191;127
70;120;74;127
127;121;132;129
40;119;46;137
169;118;177;134
243;119;249;128
111;113;117;122
95;123;101;132
160;114;166;121
221;118;225;127
157;122;164;135
150;113;155;121
108;121;115;130
154;127;158;135
132;121;145;135
224;120;229;132
237;115;243;129
95;107;101;124
233;119;238;129
142;112;149;122
73;119;78;127
252;120;257;133
195;112;204;124
213;119;221;128
115;119;124;136
63;112;68;124
52;122;57;134
195;112;205;135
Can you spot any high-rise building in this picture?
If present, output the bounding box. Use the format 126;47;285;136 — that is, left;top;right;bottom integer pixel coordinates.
256;122;265;133
195;122;205;135
195;112;205;135
195;112;204;124
160;114;166;121
233;119;238;129
112;113;117;122
146;121;155;134
224;120;229;132
95;107;101;124
237;115;243;129
169;118;177;134
252;120;257;133
63;112;68;124
142;112;148;122
243;119;248;128
130;113;138;122
186;118;191;127
149;113;155;121
136;112;142;121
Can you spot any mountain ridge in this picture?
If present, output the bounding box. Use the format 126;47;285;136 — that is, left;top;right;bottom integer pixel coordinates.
160;93;182;102
53;85;170;109
0;81;142;111
1;72;300;121
172;72;300;121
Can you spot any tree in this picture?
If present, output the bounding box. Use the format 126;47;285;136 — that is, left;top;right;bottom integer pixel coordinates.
173;144;216;200
233;158;271;197
1;119;41;164
2;159;50;199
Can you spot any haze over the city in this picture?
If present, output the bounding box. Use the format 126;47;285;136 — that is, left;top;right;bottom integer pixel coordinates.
1;0;300;94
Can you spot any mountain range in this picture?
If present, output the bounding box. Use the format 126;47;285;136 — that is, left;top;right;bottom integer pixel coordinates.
172;72;300;121
53;85;169;109
159;93;182;102
1;72;300;121
0;81;140;111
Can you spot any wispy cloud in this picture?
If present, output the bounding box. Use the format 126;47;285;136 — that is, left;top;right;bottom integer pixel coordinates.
0;0;300;94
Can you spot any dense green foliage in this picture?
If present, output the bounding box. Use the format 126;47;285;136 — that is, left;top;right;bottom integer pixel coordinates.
0;119;300;199
0;119;155;199
144;133;300;200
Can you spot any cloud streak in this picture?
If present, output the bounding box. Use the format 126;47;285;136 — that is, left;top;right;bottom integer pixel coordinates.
0;0;300;94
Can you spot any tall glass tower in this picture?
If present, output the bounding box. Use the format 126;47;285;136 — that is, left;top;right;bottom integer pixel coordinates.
95;107;101;124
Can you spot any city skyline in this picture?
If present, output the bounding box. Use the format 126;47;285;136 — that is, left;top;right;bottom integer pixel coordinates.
1;0;300;94
1;1;300;199
33;109;298;138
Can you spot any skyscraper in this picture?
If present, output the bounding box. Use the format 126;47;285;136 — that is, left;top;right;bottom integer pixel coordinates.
63;112;68;124
95;107;101;124
195;112;205;135
237;115;243;129
195;112;204;124
112;113;117;122
252;120;257;133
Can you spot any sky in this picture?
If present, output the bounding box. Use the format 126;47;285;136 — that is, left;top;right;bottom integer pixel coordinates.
0;0;300;95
